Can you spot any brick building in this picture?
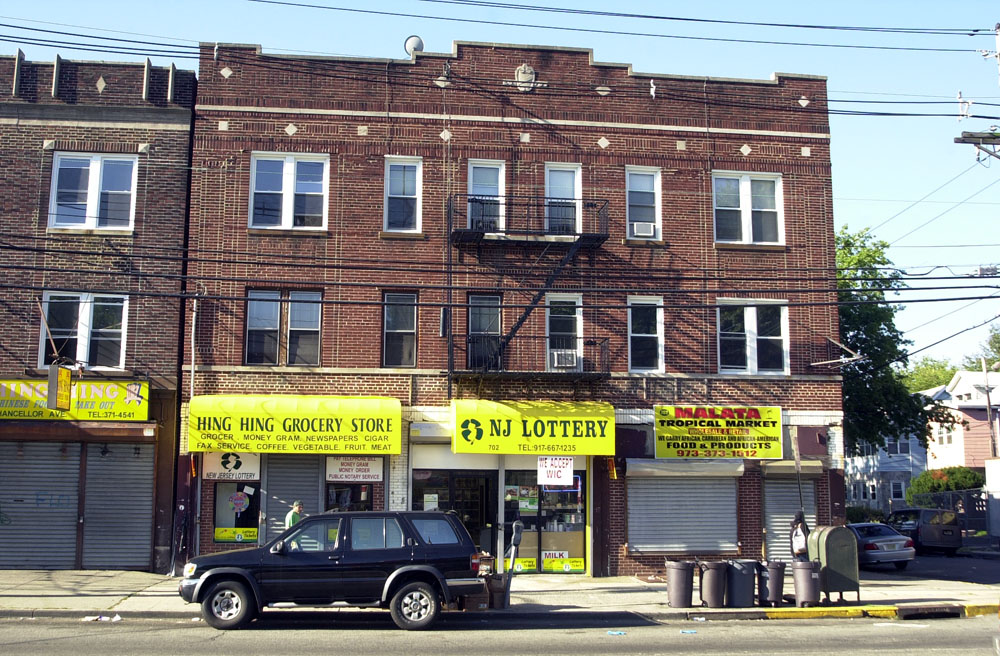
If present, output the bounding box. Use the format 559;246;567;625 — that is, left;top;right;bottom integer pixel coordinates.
181;40;844;576
0;52;195;571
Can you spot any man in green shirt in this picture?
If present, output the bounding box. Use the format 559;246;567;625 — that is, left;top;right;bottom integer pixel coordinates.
284;500;303;530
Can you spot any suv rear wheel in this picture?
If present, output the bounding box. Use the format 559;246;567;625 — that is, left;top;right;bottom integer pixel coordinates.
390;581;440;630
202;579;255;630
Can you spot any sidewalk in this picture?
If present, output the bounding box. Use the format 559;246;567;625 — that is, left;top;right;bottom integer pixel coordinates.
0;563;996;623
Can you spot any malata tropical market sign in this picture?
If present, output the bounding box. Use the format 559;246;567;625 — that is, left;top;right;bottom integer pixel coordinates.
0;379;149;421
654;405;782;459
188;395;401;454
451;400;615;455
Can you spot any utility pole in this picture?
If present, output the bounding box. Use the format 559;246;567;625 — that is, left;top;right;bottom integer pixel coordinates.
984;358;999;459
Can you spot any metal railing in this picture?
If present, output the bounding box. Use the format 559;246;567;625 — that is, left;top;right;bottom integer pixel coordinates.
452;335;610;377
448;194;609;242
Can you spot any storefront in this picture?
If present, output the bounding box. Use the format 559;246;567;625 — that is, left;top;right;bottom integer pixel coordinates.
0;379;160;569
187;395;401;553
409;400;615;574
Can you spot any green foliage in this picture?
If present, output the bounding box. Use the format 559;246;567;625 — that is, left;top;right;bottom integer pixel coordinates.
905;466;986;505
846;505;886;523
836;226;959;452
961;324;1000;370
902;357;957;393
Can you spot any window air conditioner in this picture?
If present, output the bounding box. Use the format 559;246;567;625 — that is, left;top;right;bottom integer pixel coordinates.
631;222;655;238
550;349;578;368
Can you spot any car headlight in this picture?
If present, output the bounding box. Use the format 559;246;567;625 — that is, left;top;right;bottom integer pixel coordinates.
183;562;198;578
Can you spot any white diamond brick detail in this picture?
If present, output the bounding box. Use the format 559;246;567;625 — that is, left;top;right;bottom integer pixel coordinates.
220;67;233;79
285;123;298;136
597;137;610;149
440;129;452;142
740;144;752;156
95;76;107;93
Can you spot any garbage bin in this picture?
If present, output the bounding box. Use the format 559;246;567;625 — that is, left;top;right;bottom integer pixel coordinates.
665;560;695;608
757;560;786;607
791;560;821;607
698;561;727;608
725;560;757;607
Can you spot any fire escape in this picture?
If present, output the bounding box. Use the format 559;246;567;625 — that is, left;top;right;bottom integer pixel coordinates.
446;193;610;394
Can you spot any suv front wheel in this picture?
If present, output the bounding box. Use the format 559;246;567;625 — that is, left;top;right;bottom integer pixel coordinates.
202;579;255;630
390;581;440;630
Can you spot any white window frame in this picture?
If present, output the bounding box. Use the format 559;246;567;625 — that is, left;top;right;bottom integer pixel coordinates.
48;153;139;230
625;166;661;240
287;291;322;366
383;292;417;368
38;291;129;370
627;296;663;373
891;481;906;500
545;293;583;372
716;300;789;375
384;156;423;233
544;163;582;234
467;159;505;232
711;171;784;245
249;153;329;230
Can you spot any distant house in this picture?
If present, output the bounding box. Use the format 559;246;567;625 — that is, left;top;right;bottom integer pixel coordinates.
845;433;927;515
925;371;1000;471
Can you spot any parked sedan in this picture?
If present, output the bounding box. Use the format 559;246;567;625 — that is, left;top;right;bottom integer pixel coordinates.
847;522;916;570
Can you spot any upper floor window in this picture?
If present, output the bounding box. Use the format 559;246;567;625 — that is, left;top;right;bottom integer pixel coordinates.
628;296;663;373
891;481;905;500
468;294;501;371
545;163;581;235
717;302;788;374
384;157;422;232
246;290;322;365
626;167;660;240
885;438;911;455
383;292;417;367
546;294;582;372
712;173;783;244
39;292;127;369
49;154;138;230
250;154;328;229
468;160;504;232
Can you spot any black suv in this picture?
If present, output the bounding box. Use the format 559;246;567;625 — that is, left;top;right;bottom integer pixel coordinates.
178;511;485;630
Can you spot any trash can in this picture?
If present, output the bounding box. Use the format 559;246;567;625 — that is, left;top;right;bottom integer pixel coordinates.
725;560;757;607
698;561;727;608
665;560;695;608
791;560;821;607
757;560;786;607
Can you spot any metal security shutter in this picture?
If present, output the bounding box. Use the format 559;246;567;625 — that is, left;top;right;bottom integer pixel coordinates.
82;443;155;569
627;477;738;552
764;479;817;561
0;442;81;568
264;454;322;542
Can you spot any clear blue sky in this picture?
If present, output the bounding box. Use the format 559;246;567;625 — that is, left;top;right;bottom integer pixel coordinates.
5;1;999;368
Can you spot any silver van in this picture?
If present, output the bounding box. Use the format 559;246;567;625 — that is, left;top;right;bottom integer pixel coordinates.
886;508;962;555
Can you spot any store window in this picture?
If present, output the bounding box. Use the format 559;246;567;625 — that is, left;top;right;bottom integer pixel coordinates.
326;483;373;512
213;482;261;543
412;470;497;552
503;470;586;573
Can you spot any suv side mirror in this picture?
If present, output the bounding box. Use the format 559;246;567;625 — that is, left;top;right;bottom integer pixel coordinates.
511;520;523;547
270;540;285;555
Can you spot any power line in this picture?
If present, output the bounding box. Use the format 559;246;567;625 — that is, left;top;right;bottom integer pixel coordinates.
889;177;1000;245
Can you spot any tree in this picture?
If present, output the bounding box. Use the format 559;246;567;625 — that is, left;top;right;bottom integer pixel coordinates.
836;226;957;453
905;466;985;505
961;323;1000;370
902;357;958;393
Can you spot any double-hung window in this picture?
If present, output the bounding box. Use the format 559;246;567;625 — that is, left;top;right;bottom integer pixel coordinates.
626;167;660;240
383;293;417;367
250;154;328;229
717;302;788;374
891;482;905;500
468;160;504;232
39;292;127;369
384;157;422;232
49;154;138;229
545;163;581;235
245;290;321;365
712;172;783;244
628;296;663;372
546;294;582;372
468;294;501;370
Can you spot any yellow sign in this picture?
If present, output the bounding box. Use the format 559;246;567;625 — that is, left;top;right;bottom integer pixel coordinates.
46;366;72;411
542;558;585;573
188;395;401;454
214;527;258;543
506;557;537;572
655;405;782;459
451;400;615;455
0;380;149;421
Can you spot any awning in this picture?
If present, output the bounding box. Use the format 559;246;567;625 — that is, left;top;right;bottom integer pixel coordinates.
451;400;615;455
762;459;824;478
188;395;401;454
625;458;745;478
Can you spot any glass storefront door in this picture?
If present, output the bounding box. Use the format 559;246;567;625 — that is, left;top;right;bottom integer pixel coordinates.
503;470;586;573
412;469;498;552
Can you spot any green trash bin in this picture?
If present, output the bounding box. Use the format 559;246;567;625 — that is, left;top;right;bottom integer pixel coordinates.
808;525;860;604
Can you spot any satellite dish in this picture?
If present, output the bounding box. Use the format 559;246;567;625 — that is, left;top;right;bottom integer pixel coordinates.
404;35;424;57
